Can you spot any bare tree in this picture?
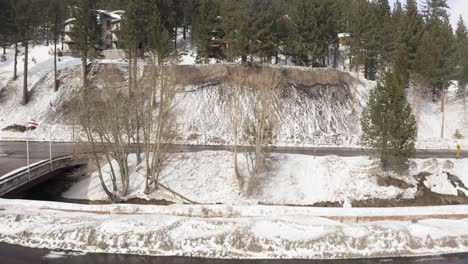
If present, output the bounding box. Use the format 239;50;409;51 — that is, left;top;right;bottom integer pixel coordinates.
228;67;248;189
139;64;178;194
73;68;134;202
234;66;284;195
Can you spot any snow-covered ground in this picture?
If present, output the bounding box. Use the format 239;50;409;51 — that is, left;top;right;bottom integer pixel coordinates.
1;199;468;259
0;44;81;141
1;44;468;150
63;151;468;205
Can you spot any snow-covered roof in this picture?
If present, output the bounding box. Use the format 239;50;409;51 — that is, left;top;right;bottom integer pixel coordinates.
111;10;125;16
64;18;76;25
64;10;124;25
97;10;123;23
338;33;351;38
98;10;121;19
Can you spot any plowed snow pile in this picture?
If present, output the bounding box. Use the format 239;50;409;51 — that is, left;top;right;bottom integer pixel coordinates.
1;199;468;259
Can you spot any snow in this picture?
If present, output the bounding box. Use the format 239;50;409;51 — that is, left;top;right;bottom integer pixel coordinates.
63;151;468;206
1;44;467;150
0;44;81;142
424;172;458;196
408;84;468;149
0;159;48;181
1;199;468;259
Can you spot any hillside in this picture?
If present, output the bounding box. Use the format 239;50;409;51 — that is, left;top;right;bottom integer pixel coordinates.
1;46;467;149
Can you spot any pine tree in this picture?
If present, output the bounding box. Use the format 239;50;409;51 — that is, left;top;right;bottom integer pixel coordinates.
414;0;454;101
349;0;370;75
47;0;66;92
149;4;171;64
455;16;468;90
220;0;249;62
193;0;217;63
361;70;417;171
70;0;101;88
404;0;424;71
391;0;424;87
291;0;316;66
12;0;41;104
0;0;16;55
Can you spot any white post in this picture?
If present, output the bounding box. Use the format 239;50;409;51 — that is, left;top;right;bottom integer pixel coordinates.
27;116;30;182
49;122;52;170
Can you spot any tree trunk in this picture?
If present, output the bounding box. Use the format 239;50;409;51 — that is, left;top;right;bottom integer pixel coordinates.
133;49;137;92
81;52;87;88
13;42;18;80
441;86;447;138
128;48;132;94
464;85;468;136
54;36;58;92
174;23;178;49
45;24;49;46
241;55;247;64
183;14;187;40
133;49;141;164
23;41;29;105
2;47;5;54
333;43;338;68
61;29;64;50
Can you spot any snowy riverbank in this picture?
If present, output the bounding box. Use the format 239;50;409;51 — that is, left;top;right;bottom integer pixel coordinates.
1;199;468;259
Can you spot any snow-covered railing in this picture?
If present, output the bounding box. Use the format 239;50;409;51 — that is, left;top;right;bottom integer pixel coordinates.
0;156;87;197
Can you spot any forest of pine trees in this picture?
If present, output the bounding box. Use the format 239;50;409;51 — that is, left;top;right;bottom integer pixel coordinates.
1;0;468;96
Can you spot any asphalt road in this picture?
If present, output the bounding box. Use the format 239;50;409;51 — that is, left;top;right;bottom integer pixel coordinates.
0;140;465;176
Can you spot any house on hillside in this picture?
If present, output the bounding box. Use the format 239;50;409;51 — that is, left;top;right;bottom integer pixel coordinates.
336;32;351;70
63;10;124;58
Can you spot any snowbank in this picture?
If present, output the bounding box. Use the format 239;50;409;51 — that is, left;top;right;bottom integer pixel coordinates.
1;199;468;259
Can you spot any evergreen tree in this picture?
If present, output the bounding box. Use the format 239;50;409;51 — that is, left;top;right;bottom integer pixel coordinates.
193;0;218;63
47;0;66;92
220;0;249;62
349;0;371;76
423;0;449;24
455;16;468;90
361;70;417;171
290;0;316;66
414;13;454;98
149;4;171;64
69;0;101;88
0;0;16;54
391;0;424;86
12;0;41;104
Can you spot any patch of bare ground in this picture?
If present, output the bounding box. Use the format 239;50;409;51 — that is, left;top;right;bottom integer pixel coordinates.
377;176;415;189
351;172;468;207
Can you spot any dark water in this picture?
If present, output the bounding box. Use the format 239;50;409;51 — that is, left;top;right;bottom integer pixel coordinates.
1;243;468;264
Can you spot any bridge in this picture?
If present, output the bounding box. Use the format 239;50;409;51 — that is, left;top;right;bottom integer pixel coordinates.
0;156;87;197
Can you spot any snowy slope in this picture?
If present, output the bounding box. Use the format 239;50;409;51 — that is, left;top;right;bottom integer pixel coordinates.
63;151;468;205
0;44;81;141
0;45;467;150
408;84;468;149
